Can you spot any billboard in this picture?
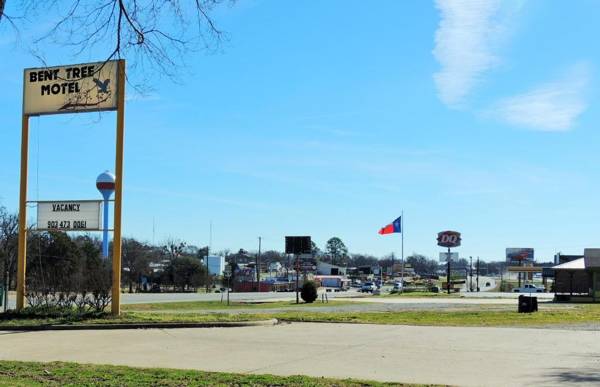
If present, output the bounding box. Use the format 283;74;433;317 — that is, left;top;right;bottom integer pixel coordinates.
23;60;119;116
285;236;312;255
439;252;459;262
37;200;102;231
505;248;534;264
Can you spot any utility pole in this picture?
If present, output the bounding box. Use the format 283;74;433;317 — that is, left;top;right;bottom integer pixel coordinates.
205;245;210;294
476;257;480;292
401;211;404;293
469;256;473;292
205;221;212;294
256;236;261;292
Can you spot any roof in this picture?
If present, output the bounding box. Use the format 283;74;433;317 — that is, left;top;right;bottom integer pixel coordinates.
552;257;585;270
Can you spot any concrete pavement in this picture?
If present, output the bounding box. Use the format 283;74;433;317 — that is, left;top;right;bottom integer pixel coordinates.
1;323;598;386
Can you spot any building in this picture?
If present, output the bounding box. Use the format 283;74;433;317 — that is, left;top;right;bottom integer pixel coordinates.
553;248;600;302
206;255;225;276
317;261;347;276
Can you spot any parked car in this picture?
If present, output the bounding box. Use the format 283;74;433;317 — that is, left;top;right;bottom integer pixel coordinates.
391;282;403;293
513;284;544;293
361;282;377;293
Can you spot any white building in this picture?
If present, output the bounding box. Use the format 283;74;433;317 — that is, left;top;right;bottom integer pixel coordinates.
206;255;225;276
317;261;347;276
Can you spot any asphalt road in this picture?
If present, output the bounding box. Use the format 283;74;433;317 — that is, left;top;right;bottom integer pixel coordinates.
1;323;598;386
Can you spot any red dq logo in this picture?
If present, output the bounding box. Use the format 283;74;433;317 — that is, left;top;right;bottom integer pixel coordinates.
437;231;461;248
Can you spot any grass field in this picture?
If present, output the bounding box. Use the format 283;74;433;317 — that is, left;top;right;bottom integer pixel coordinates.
121;299;352;312
0;361;428;386
2;302;600;328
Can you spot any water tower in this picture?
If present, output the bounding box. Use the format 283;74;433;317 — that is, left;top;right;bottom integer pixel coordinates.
96;171;116;258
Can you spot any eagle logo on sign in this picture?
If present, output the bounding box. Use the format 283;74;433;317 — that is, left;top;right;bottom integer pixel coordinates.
93;78;111;93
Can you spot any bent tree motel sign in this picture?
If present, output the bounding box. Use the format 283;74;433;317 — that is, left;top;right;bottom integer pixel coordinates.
23;61;118;115
17;60;126;315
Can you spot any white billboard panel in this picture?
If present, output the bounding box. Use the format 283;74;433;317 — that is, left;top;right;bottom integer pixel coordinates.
37;200;102;231
23;60;119;116
439;252;459;262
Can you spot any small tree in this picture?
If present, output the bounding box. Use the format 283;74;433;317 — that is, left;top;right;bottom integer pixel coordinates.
301;281;318;303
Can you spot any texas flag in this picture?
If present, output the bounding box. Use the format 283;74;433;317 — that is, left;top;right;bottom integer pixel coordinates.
378;216;402;235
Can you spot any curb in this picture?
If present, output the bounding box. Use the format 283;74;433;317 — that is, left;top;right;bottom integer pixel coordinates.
0;319;279;331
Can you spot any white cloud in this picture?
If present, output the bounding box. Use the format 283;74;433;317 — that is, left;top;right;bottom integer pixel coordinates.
491;64;591;131
433;0;514;106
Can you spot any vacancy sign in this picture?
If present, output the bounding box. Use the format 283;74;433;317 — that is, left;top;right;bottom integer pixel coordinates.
23;60;119;116
37;201;102;231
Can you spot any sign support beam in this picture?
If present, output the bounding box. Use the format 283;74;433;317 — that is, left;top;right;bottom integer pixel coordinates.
111;59;126;316
16;115;29;311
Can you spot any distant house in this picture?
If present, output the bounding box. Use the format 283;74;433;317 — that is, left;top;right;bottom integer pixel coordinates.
268;262;282;272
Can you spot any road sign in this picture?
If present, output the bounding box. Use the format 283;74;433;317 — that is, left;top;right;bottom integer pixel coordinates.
437;231;461;248
23;60;119;116
36;200;102;231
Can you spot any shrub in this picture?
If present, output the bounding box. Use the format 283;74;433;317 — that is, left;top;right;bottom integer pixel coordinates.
301;281;318;303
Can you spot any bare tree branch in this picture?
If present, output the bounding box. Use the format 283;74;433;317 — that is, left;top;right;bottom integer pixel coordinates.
2;0;233;87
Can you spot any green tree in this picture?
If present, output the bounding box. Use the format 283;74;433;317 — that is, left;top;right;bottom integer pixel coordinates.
163;256;205;292
406;254;439;275
325;237;348;266
301;281;318;303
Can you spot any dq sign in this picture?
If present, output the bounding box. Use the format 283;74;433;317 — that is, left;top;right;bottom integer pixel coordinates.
437;231;461;248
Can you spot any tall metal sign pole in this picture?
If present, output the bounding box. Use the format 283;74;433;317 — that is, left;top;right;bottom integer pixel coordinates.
112;60;126;316
16;114;29;311
446;247;451;295
437;230;461;295
16;59;125;315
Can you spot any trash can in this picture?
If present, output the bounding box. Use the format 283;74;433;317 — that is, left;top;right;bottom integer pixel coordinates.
518;295;537;313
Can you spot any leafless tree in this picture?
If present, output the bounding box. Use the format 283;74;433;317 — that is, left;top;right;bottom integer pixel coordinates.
163;236;186;261
1;1;232;82
122;237;152;292
0;207;18;302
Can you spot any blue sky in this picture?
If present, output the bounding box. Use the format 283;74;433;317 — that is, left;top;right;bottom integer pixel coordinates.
1;0;600;261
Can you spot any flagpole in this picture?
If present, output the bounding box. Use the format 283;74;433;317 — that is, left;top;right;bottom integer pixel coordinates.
401;210;404;294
